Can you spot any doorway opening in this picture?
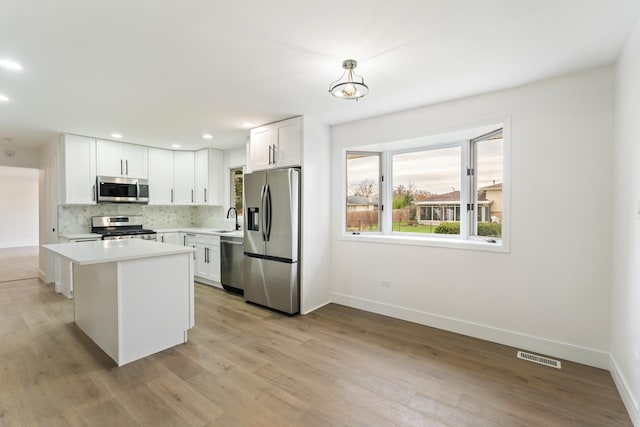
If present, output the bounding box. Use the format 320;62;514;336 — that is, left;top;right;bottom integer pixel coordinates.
0;166;39;282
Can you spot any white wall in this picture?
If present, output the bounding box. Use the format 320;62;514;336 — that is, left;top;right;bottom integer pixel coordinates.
300;117;332;314
611;17;640;426
0;144;40;169
0;166;39;248
330;67;614;368
38;138;58;282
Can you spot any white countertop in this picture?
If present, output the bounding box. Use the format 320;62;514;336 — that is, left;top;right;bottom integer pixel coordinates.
155;228;243;238
59;233;102;240
43;239;194;265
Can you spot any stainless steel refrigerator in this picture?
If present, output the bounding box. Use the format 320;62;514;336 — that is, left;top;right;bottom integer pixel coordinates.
243;168;300;314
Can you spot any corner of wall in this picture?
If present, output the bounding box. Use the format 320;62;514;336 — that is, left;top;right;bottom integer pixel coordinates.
610;354;640;426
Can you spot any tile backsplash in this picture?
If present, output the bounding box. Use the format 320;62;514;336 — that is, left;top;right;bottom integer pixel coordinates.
58;204;234;234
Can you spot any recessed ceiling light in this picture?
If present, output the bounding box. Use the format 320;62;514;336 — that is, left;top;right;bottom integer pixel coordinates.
0;94;9;102
202;134;213;139
111;133;123;139
171;144;181;148
0;60;22;71
240;122;253;128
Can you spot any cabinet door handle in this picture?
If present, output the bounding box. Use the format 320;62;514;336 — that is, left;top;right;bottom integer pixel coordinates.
268;144;272;165
171;189;174;203
126;160;129;175
183;235;186;246
120;159;123;175
191;189;194;203
204;188;207;203
272;144;277;164
92;184;96;201
161;235;165;242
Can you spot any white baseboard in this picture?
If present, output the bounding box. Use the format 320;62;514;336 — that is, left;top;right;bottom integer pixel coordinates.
610;354;639;426
301;299;332;315
330;292;610;369
0;241;38;249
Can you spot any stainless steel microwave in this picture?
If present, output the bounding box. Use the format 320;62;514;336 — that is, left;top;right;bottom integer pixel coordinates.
96;176;149;203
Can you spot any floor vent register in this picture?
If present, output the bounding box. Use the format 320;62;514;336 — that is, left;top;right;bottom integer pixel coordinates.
517;350;562;369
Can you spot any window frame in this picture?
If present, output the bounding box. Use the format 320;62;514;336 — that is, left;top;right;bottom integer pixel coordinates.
345;151;382;234
341;123;509;253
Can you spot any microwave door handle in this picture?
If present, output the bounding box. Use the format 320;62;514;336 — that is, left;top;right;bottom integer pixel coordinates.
136;182;140;201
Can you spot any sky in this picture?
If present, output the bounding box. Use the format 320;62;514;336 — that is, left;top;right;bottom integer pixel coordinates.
347;138;503;196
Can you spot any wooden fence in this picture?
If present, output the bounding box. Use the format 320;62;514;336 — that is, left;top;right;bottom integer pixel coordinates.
346;207;412;230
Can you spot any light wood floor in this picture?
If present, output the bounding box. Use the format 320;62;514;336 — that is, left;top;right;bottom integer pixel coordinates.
0;246;39;283
0;277;632;426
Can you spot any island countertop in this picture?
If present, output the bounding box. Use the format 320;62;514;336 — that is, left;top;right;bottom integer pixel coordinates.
43;239;195;265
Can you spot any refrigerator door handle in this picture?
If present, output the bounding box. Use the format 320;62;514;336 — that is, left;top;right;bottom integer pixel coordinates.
260;184;267;242
265;184;272;242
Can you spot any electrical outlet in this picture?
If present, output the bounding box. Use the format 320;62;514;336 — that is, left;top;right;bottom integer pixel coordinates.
77;215;83;224
170;214;177;224
380;280;391;288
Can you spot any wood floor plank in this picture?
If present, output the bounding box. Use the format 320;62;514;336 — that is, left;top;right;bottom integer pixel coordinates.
0;276;633;426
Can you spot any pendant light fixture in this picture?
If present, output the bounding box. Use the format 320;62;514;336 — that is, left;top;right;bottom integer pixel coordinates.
329;59;368;100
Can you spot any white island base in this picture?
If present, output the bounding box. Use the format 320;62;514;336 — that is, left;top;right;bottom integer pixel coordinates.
43;240;195;367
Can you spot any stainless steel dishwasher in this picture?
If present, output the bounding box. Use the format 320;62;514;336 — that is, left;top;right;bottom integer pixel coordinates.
220;235;244;294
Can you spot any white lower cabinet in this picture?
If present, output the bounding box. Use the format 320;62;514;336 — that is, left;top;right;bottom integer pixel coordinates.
194;234;221;287
157;232;180;244
56;236;101;298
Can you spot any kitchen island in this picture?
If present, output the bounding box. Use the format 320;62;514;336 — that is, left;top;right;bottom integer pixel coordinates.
43;239;195;367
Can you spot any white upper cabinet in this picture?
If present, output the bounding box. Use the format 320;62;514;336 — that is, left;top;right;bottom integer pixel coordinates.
249;126;274;171
58;134;97;205
148;148;174;204
274;117;302;168
249;116;301;171
173;151;195;205
195;148;224;205
96;139;148;179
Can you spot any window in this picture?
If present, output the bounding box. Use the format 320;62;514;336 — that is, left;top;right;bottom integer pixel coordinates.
344;125;505;247
392;145;461;235
230;167;243;216
346;152;380;232
473;131;503;238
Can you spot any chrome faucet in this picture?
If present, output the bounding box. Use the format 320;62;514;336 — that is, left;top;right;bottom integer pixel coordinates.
226;207;240;230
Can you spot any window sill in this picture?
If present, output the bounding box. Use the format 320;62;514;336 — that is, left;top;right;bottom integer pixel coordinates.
338;232;509;253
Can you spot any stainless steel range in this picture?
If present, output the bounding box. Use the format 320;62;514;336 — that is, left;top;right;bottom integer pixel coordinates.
91;215;157;241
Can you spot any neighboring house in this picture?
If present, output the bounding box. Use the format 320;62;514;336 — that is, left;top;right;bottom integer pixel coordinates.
478;182;503;223
413;183;502;225
346;195;378;212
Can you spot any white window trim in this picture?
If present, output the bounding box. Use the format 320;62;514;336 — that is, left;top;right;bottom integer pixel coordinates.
340;120;511;253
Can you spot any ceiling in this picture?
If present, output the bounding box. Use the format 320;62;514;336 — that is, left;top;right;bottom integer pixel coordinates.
1;0;639;152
